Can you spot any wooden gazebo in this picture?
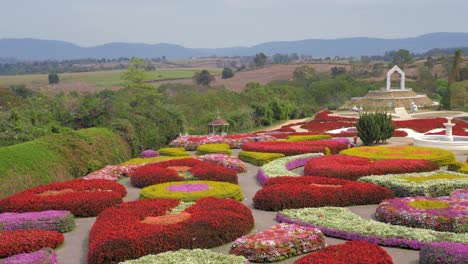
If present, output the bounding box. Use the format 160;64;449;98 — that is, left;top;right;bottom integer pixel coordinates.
208;118;229;135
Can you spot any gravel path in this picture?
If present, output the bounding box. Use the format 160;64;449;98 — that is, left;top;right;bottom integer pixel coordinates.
56;148;423;264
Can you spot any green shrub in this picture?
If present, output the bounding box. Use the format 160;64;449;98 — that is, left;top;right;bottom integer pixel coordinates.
287;135;332;142
357;112;394;145
196;144;232;156
158;147;190;157
238;151;285;166
0;128;131;198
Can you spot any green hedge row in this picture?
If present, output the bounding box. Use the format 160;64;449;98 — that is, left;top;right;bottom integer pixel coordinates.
238;151;285;166
196;144;232;156
0;128;131;198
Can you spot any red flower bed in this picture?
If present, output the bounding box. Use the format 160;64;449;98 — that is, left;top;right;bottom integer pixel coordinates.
242;140;348;156
313;110;357;122
301;121;355;134
425;128;468;136
253;176;394;211
393;118;468;133
129;158;238;187
88;197;254;264
0;229;64;258
304;155;438;181
294;241;393;264
0;179;126;217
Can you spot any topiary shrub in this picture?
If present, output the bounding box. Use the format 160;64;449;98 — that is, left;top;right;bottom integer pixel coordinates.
357;112;394;145
158;147;190;157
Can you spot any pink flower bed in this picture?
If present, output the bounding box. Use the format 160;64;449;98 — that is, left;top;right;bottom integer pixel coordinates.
169;134;276;150
197;154;247;172
83;164;140;181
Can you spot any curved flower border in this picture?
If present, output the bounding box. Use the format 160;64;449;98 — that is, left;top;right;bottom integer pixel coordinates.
0;210;75;233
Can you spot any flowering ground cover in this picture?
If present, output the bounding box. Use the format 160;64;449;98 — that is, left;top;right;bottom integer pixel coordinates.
286;134;332;142
0;229;64;258
393;118;468;133
277;207;468;249
304;155;438;181
140;180;244;202
293;241;394;264
242;139;349;156
140;149;160;158
451;188;468;199
129;158;238;187
340;146;456;167
257;153;324;185
196;143;232;156
449;161;468;174
197;154;247;172
83;164;140;181
254;177;394;211
122;156;187;165
0;179;126;217
358;171;468;197
2;248;58;264
376;196;467;233
120;249;249;264
238;151;285;166
419;242;468;264
425;128;468;136
158;147;190;157
88;197;254;264
0;210;75;233
169;134;275;150
230;223;326;262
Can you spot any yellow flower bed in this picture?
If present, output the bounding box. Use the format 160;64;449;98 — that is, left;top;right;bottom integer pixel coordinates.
448;162;468;174
407;200;450;210
140;180;244;202
158;147;191;157
238;151;285;166
122;156;187;165
196;143;232;156
287;135;332;142
340;146;456;167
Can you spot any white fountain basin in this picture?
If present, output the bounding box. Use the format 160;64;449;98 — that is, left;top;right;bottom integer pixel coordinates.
413;135;468;152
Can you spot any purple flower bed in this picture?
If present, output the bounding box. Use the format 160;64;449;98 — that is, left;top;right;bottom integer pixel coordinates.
332;137;351;146
2;248;58;264
0;210;75;233
256;169;269;186
420;242;468;264
140;149;160;158
284;157;313;171
451;189;468;200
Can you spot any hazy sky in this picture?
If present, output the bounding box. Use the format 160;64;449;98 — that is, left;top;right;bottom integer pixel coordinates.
1;0;467;48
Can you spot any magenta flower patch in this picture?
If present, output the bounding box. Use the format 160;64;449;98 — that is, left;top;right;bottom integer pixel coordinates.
166;183;211;192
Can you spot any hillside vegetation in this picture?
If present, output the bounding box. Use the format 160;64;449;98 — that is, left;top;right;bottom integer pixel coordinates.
0;128;131;198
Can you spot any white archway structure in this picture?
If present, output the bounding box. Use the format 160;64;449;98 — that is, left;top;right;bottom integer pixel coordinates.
386;65;405;90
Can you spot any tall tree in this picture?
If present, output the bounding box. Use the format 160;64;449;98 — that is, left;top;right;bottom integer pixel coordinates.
253;53;267;67
192;70;215;86
444;49;463;109
121;58;153;90
48;73;60;84
392;49;412;68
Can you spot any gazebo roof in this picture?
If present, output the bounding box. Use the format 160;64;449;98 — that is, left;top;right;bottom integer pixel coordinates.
208;119;229;126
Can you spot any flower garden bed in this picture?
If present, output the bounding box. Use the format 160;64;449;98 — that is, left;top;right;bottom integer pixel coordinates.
120;249;249;264
140;149;160;158
158;147;190;157
449;161;468;174
0;179;126;217
451;189;468;199
253;177;394;211
197;154;247;172
2;248;58;264
83;164;140;181
294;241;394;264
140;181;244;202
238;151;285;166
376;196;467;233
169;134;276;150
88;197;254;264
358;171;468;197
0;229;64;258
393;118;468;133
277;207;468;249
304;155;439;181
420;242;468;264
242;140;348;156
286;134;332;142
122;156;187;165
129;158;238;188
0;210;75;233
340;146;456;167
257;153;324;185
230;223;325;262
196;143;232;156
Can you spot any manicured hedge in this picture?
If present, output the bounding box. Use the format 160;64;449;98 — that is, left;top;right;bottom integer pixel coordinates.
253;176;394;211
88;197;254;264
230;223;325;262
158;147;190;157
376;196;467;233
277;207;468;249
140;181;244;202
0;128;131;198
0;179;126;217
304;155;438;181
196;143;232;156
120;249;249;264
238;151;285;166
0;210;75;233
294;241;394;264
242;140;348;156
0;229;64;258
358;171;468;197
420;242;468;264
340;146;456;167
2;248;58;264
286;134;332;142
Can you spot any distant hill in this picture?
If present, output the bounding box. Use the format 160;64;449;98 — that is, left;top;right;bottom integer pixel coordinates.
2;33;468;60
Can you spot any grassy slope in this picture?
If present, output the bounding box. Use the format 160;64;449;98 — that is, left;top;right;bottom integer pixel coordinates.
0;68;222;87
0;128;131;198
